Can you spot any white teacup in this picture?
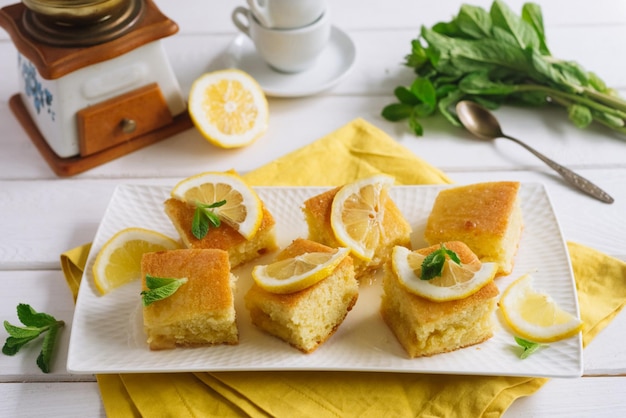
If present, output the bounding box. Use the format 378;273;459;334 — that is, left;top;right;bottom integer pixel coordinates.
246;0;326;29
232;7;331;73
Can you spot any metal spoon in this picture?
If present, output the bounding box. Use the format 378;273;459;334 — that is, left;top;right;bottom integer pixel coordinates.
455;100;614;204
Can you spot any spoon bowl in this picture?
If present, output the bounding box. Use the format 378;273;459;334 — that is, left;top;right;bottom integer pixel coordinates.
455;100;614;204
456;101;508;140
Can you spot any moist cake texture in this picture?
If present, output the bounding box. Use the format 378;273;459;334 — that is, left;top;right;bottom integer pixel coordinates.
245;238;358;353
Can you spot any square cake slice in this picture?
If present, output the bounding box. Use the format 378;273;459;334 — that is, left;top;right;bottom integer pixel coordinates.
164;198;278;268
381;242;499;358
424;181;523;276
141;248;237;350
244;238;358;353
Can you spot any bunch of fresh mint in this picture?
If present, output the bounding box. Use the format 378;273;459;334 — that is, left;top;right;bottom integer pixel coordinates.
3;304;64;373
382;0;626;136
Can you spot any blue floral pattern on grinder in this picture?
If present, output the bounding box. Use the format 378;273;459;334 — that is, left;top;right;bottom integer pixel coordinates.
19;54;55;121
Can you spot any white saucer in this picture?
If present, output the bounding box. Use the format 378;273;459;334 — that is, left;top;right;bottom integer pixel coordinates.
222;26;356;98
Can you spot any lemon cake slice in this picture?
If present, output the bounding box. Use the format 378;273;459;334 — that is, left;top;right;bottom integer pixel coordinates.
164;198;277;268
141;248;238;350
381;241;499;358
244;238;358;353
302;175;412;279
165;170;278;268
424;181;523;276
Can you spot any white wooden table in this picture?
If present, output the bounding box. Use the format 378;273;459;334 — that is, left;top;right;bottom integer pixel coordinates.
1;0;625;416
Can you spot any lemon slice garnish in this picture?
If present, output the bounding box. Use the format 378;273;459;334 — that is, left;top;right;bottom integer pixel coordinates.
92;227;181;295
252;247;351;294
330;175;395;261
499;274;582;343
171;171;263;240
188;69;268;148
391;246;498;302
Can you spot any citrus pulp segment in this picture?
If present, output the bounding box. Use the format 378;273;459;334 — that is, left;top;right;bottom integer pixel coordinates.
93;227;181;295
171;171;263;240
391;246;498;302
188;69;268;148
330;174;395;261
252;247;351;294
499;274;582;343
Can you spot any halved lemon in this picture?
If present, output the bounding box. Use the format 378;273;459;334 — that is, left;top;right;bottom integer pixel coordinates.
499;274;582;343
391;246;498;301
93;227;181;295
188;69;268;148
252;247;351;294
330;175;395;261
171;171;263;240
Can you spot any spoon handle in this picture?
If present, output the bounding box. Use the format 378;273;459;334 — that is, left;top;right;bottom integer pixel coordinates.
503;135;614;204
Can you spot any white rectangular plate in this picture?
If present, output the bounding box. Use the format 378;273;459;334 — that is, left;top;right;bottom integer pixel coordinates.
68;184;583;377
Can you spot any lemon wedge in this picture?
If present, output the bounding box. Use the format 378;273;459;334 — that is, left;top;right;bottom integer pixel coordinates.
93;227;181;295
330;174;395;261
188;69;268;148
499;274;582;343
171;171;263;240
391;245;498;302
252;247;351;294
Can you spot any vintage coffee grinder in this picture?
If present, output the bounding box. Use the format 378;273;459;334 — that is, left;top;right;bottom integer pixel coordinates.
0;0;192;176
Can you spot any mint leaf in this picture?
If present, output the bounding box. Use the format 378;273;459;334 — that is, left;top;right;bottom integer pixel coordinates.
192;206;209;239
3;336;37;355
521;2;550;55
490;0;539;50
141;275;188;306
2;304;64;373
421;244;461;280
3;321;44;339
456;4;492;39
17;303;57;328
191;200;226;239
381;103;413;121
410;78;437;109
394;86;420;105
515;336;547;359
37;324;59;373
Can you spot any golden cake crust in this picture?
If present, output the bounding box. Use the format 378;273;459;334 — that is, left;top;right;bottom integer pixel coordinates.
424;181;522;276
141;248;237;350
425;182;519;239
142;249;232;315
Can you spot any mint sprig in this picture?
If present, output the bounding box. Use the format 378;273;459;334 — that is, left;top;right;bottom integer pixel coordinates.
382;0;626;136
192;200;226;239
421;244;461;280
2;304;65;373
515;336;547;359
141;275;188;306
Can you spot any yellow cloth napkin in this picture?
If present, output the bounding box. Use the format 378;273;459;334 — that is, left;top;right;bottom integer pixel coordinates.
61;118;626;417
